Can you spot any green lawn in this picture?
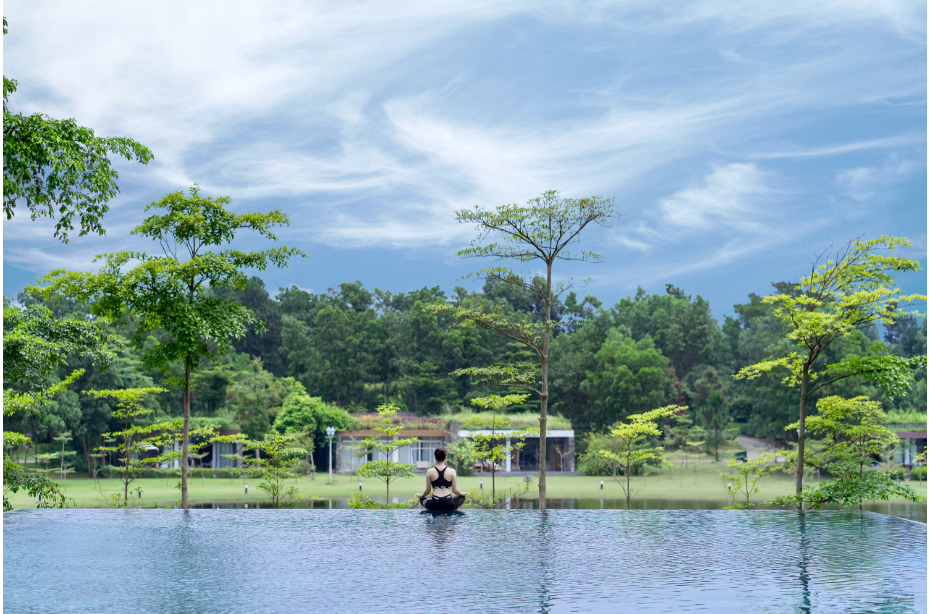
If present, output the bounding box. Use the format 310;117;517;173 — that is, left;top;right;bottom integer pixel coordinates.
6;462;927;509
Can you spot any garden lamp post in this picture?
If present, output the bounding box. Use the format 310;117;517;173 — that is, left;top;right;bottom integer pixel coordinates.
326;426;336;483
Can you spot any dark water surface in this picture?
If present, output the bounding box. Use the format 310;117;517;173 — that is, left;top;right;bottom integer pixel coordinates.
4;509;926;614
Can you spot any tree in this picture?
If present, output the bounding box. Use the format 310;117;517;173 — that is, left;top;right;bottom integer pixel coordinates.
462;394;538;505
3;20;153;242
698;390;735;461
2;432;69;511
239;433;314;508
355;403;418;504
596;405;680;509
88;387;213;508
721;452;777;509
771;396;925;510
2;302;115;509
579;330;676;430
735;236;925;501
432;190;620;510
50;431;77;491
3;303;115;417
271;378;355;469
39;186;304;508
225;357;286;439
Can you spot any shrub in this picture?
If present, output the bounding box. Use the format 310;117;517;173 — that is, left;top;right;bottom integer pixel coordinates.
99;466;245;479
910;466;926;481
348;492;416;509
466;476;536;509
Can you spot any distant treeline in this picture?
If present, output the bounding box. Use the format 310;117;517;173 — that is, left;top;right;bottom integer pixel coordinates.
6;276;926;469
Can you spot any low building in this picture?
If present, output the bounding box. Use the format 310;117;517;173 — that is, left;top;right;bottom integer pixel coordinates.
892;425;927;472
333;410;576;474
337;429;452;472
455;429;576;473
158;429;244;469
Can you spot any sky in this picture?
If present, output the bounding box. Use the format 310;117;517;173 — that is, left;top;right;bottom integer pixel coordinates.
2;1;926;318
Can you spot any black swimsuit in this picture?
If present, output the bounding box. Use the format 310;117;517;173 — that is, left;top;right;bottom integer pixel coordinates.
420;466;465;511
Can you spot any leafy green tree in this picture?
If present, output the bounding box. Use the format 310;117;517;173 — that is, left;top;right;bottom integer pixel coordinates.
611;285;718;380
238;432;315;508
3;301;115;508
450;437;477;476
39;186;304;508
596;405;680;508
3;303;115;417
580;330;676;430
225;357;286;439
771;396;924;510
273;393;321;438
2;19;153;242
462;394;539;504
721;452;777;509
355;403;418;504
211;277;286;376
271;384;354;463
698;390;735;461
89;387;214;508
735;236;925;500
50;431;77;491
2;432;69;511
432;190;619;510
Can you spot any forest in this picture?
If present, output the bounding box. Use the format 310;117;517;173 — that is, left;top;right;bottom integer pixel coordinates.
6;274;925;473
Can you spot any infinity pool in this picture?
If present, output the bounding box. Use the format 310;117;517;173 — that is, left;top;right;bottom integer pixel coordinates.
4;509;926;613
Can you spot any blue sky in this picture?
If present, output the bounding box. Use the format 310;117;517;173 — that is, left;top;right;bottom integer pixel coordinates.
3;1;926;317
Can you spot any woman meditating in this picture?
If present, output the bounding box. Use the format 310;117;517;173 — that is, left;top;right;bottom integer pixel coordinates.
416;448;469;511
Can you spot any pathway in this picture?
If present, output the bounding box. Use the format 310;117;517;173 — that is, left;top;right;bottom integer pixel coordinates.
736;435;785;462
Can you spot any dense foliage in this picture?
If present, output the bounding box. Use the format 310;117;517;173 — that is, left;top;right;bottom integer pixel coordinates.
6;272;925;476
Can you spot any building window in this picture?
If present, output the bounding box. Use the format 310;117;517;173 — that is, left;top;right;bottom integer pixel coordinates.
411;439;446;463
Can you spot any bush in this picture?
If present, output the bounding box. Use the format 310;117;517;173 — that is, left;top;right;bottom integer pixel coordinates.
888;467;905;481
466;476;536;509
348;492;416;509
450;439;476;476
99;466;245;479
910;466;926;481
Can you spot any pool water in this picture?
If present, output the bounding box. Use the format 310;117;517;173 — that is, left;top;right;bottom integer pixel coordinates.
192;497;929;523
4;509;926;613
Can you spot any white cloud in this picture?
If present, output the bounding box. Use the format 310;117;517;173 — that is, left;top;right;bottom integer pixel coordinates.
659;164;769;231
2;0;924;293
837;158;920;201
752;134;924;159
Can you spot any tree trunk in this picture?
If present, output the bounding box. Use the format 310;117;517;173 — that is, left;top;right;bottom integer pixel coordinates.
626;461;632;509
124;439;131;508
795;365;810;509
76;435;90;481
538;262;552;512
182;354;191;509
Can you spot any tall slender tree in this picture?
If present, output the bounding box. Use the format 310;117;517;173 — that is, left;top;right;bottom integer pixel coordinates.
432;190;619;510
735;236;925;504
38;186;304;508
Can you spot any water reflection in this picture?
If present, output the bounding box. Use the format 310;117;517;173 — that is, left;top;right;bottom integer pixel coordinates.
4;509;925;613
421;509;464;564
796;513;812;614
191;497;927;523
535;512;555;614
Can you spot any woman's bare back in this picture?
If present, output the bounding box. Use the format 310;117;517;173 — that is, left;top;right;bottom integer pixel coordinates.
426;465;457;496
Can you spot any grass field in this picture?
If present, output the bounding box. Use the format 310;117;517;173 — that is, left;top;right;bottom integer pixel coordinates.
7;461;927;509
